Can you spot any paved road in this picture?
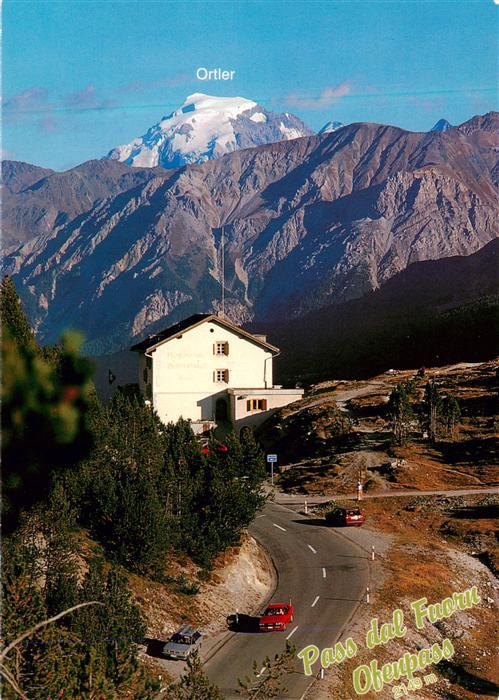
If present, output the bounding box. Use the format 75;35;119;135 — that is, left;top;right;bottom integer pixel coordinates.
205;501;369;699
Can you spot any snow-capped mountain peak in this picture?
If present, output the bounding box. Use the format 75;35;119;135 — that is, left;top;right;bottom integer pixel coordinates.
319;120;344;134
106;93;313;168
430;118;453;132
168;92;257;121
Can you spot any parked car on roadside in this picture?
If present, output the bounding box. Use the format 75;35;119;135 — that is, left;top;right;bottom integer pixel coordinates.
325;506;365;526
162;624;202;660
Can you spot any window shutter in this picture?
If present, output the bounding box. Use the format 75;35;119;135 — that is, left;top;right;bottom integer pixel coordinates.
262;399;267;410
213;370;217;382
213;343;216;355
225;369;229;383
225;342;229;356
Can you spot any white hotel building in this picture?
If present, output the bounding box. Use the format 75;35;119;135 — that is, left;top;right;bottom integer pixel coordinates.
131;313;303;434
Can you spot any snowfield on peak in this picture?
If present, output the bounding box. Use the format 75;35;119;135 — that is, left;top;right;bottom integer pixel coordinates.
319;120;345;134
431;118;454;132
105;93;313;168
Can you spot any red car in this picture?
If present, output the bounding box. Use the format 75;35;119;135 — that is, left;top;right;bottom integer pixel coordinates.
200;441;228;455
325;507;365;526
259;602;294;632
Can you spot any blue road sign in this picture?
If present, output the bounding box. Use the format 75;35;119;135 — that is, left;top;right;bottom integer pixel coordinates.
267;454;278;463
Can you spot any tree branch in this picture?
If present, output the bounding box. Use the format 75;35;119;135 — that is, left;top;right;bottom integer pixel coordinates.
0;601;103;662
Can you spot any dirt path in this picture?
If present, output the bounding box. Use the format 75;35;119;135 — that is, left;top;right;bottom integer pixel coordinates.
305;380;390;413
273;486;499;506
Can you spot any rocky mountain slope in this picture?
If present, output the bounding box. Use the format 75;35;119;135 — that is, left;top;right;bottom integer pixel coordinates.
2;160;55;193
4;112;498;354
105;92;313;168
1;159;169;249
264;238;499;382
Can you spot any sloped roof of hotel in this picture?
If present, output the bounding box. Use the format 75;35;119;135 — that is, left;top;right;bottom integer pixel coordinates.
130;313;279;354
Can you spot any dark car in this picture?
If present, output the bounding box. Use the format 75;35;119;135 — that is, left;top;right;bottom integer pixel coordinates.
325;506;365;526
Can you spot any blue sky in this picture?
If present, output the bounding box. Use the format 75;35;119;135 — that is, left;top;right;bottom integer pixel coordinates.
3;0;497;170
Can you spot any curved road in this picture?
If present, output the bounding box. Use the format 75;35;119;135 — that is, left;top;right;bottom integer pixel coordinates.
205;501;369;699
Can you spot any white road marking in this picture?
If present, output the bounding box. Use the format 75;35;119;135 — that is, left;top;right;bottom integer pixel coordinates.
322;567;326;578
311;595;320;607
286;625;299;640
273;523;286;531
307;544;317;554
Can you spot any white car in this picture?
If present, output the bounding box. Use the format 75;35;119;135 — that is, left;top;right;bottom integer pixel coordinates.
162;624;202;660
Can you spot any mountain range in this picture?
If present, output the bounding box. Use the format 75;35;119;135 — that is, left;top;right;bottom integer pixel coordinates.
104;92;452;169
3;107;498;362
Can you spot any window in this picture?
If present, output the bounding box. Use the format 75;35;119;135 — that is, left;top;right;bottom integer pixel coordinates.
215;369;229;383
214;341;229;356
246;398;267;412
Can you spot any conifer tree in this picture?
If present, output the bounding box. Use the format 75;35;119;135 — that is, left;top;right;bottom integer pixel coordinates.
441;395;461;440
238;642;296;697
2;319;95;530
15;479;80;617
160;418;204;545
111;470;169;574
186;431;266;565
0;276;38;350
101;568;146;687
422;380;443;442
103;392;165;476
73;561;149;696
388;380;415;445
1;537;47;697
74;646;115;700
28;626;85;700
77;393;170;573
164;652;223;700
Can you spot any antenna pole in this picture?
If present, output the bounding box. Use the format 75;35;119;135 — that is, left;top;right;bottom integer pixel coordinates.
221;226;225;319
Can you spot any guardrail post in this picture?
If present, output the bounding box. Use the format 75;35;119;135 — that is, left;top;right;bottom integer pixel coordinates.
366;586;370;603
371;545;375;561
304;500;308;515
